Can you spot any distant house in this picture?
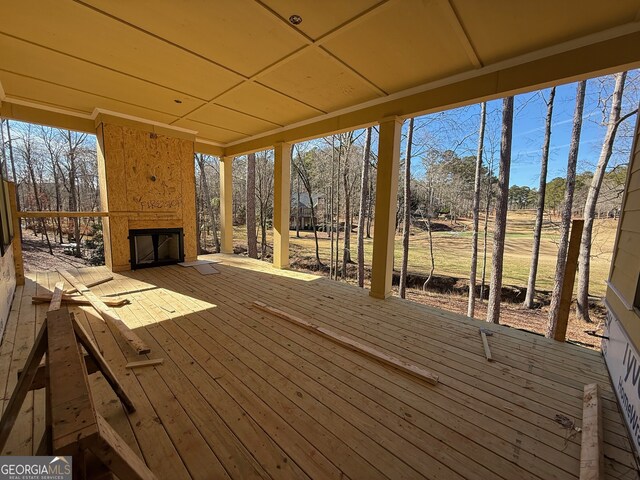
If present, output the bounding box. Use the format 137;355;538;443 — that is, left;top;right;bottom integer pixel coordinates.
290;193;324;230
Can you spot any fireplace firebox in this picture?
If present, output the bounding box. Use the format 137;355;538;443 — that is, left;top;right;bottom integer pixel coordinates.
129;228;184;269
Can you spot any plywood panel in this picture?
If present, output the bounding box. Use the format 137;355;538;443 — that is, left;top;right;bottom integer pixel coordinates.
1;0;242;100
188;104;281;134
261;0;383;40
78;0;305;77
0;71;178;125
258;49;382;111
180;141;198;262
323;0;472;93
124;129;183;214
98;122;197;271
0;35;203;117
452;0;638;64
215;83;322;125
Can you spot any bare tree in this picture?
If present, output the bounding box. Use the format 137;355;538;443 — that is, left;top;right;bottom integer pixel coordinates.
41;127;65;243
547;80;587;337
61;130;88;257
255;151;274;258
524;87;556;309
19;126;53;254
487;97;514;324
196;154;221;253
576;72;635;322
293;146;323;267
467;102;486;317
357;127;372;287
399;118;415;299
246;152;258;258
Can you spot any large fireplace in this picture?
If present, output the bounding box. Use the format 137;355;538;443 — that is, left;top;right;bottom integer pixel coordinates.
129;228;184;269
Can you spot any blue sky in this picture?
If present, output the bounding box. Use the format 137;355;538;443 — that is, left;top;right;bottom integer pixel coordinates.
405;71;639;188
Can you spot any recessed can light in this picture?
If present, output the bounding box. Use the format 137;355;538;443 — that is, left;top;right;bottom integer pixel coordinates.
289;14;302;25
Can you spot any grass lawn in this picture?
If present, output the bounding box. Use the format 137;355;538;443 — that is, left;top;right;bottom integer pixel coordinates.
272;210;616;297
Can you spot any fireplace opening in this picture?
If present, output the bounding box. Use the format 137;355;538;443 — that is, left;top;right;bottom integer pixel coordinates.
129;228;184;269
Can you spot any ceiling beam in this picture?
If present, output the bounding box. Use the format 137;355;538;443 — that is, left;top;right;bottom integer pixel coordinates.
224;28;640;156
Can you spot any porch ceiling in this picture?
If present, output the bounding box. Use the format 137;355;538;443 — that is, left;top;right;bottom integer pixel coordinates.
1;0;640;154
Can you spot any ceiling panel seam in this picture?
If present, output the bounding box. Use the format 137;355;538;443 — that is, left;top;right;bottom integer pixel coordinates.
439;0;482;68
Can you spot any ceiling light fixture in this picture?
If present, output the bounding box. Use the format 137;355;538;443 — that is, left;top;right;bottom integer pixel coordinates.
289;14;302;25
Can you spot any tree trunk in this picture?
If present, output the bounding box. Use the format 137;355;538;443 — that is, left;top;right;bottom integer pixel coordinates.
246;153;258;258
524;87;556;309
26;150;53;254
52;158;64;244
487;96;514;324
576;72;628;322
5;121;20;211
367;174;373;239
196;154;220;253
342;156;352;278
467;102;486;317
422;217;435;290
399;118;415;299
296;172;301;237
357;127;372;288
547;80;587;337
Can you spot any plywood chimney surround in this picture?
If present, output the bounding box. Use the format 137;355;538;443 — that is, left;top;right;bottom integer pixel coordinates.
96;113;197;272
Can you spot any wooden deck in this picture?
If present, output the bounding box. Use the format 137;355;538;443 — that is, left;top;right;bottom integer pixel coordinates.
0;254;637;479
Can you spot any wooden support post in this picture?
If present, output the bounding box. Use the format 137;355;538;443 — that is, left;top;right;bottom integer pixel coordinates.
219;156;234;254
553;219;584;342
253;301;438;386
580;383;603;480
7;182;24;286
57;270;150;355
273;142;292;269
370;117;402;299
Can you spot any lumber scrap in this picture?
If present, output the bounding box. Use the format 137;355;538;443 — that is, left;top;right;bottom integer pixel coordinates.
126;358;164;369
65;276;114;295
33;294;129;307
479;328;493;362
580;383;603;480
49;282;64;312
253;301;438;386
57;269;150;355
72;314;135;413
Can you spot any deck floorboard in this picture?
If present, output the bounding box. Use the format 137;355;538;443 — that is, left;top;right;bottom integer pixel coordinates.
0;254;637;479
